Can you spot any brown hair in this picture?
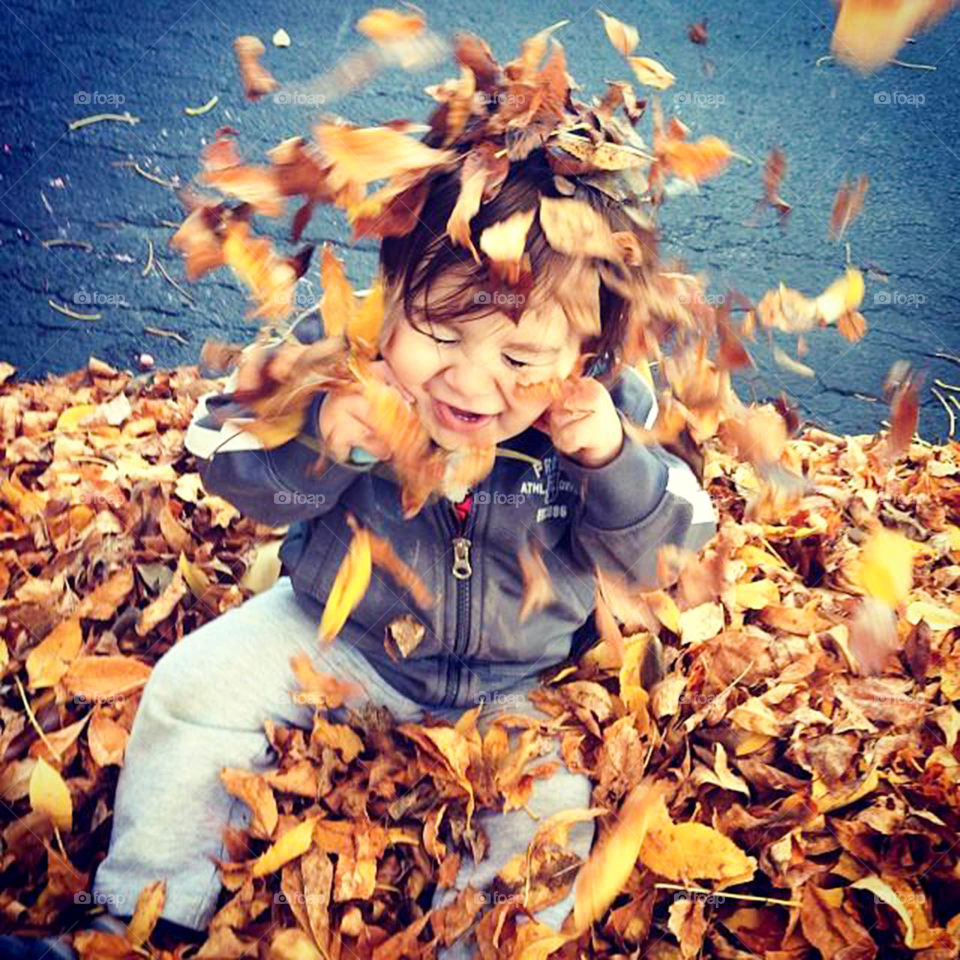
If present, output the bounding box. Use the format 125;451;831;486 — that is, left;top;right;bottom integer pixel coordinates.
378;148;660;388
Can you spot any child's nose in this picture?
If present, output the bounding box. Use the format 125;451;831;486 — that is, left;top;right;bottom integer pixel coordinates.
441;361;498;405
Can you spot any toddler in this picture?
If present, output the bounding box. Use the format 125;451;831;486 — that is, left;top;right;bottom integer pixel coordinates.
90;158;717;955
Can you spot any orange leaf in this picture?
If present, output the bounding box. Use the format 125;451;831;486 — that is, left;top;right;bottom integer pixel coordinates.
233;35;278;100
314;122;455;194
660;135;732;182
355;6;426;43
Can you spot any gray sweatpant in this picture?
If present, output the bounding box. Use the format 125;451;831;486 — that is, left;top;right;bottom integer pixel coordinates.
92;577;593;957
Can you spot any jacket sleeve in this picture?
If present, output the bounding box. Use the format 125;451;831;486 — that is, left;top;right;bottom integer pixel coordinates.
557;366;717;588
184;346;377;528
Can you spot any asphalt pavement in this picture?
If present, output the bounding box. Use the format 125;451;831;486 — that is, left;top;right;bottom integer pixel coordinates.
1;0;958;438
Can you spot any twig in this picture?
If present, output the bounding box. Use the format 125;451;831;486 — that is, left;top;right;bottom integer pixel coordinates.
933;377;960;393
845;241;852;266
159;219;182;229
144;324;189;345
154;259;196;303
888;58;936;70
814;53;935;71
48;298;100;321
930;388;954;438
654;882;802;908
41;238;93;252
142;238;155;277
184;94;219;116
14;676;60;762
111;160;176;189
931;351;960;366
68;111;139;131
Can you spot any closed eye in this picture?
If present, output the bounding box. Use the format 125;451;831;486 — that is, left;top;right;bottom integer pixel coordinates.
425;330;532;369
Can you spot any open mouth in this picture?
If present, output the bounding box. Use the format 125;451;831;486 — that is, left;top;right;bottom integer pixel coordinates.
432;398;495;431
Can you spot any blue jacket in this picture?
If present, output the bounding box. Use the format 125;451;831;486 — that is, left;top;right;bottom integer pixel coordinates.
185;330;717;709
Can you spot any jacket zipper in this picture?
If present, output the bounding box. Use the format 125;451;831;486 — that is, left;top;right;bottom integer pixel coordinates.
442;490;478;707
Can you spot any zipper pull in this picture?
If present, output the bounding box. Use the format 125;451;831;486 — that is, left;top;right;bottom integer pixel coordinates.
451;536;472;579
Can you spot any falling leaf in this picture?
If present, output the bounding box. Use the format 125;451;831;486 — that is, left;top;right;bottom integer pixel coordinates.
319;525;373;642
856;526;914;608
597;10;640;56
233;35;279;100
574;779;667;930
660;135;732;182
829;175;869;241
627;56;677;90
29;757;72;831
314;122;455;194
478;207;536;287
538;196;621;261
830;0;953;73
815;267;865;324
356;6;426;43
517;538;554;623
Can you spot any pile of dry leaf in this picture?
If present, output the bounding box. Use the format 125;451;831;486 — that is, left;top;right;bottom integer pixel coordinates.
5;4;960;958
1;354;958;959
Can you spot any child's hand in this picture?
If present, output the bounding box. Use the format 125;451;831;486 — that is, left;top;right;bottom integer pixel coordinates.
318;360;412;464
532;377;624;468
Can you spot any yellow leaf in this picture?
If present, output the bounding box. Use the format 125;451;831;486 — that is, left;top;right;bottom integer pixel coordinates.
816;267;864;324
597;10;639;56
627;55;676;89
319;243;357;339
735;579;780;611
127;880;166;947
478;208;536;285
319;527;372;642
351;279;384;353
639;799;757;882
574;779;666;931
26;618;83;690
251;817;318;877
268;928;325;960
905;600;960;631
29;757;72;831
679;602;724;644
56;404;98;432
856;527;914;607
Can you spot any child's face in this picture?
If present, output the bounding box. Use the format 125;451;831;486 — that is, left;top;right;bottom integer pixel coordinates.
380;270;593;450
